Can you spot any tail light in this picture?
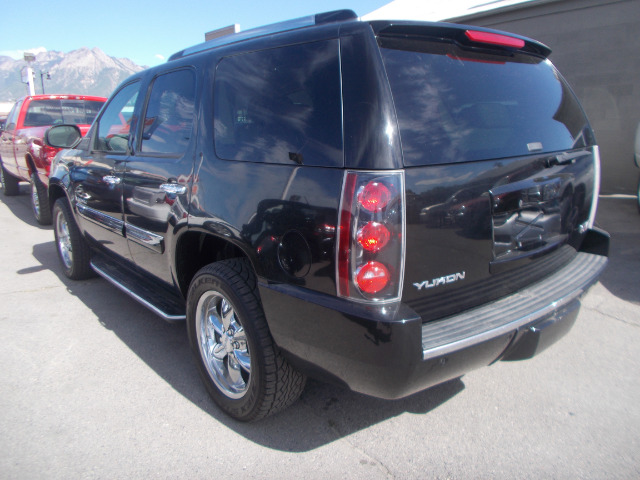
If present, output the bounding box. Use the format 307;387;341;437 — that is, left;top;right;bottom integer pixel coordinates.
337;171;405;303
42;145;60;176
42;145;60;163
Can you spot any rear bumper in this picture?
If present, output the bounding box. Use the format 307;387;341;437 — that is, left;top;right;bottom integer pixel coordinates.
259;232;608;399
421;250;607;361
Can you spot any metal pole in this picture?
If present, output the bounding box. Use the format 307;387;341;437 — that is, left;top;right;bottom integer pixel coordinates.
26;67;35;96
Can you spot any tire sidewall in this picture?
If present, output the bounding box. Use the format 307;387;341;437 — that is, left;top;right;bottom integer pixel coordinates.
637;175;640;214
31;172;51;225
1;161;20;196
52;200;75;278
187;267;267;421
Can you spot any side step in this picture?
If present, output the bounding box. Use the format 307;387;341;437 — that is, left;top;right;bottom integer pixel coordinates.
90;253;186;322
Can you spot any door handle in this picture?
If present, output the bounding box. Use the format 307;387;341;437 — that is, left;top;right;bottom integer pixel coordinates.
159;183;187;195
545;151;591;168
102;175;122;185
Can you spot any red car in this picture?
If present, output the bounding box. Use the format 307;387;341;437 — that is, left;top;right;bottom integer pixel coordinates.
0;94;106;224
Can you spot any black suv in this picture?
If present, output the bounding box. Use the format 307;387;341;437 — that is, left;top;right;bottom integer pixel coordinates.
45;10;609;421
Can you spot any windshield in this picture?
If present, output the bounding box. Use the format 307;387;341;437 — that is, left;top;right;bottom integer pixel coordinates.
23;99;104;127
379;38;594;166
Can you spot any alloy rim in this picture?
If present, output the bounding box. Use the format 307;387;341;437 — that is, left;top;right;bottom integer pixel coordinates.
196;290;251;399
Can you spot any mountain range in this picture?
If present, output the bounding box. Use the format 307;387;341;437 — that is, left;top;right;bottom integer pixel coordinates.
0;47;145;102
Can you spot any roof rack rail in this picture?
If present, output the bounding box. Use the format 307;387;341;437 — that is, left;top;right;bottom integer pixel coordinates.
169;9;357;61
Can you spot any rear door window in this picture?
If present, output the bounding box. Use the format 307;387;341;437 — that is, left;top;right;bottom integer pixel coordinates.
140;69;196;156
379;38;594;166
214;39;343;167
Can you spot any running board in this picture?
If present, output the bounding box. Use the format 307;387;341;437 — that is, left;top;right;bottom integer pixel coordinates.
90;254;186;322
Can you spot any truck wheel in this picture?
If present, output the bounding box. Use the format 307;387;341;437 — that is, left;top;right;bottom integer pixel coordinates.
52;198;93;279
31;172;52;225
1;162;20;196
187;258;306;421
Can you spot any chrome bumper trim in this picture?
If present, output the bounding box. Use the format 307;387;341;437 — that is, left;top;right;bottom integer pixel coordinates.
421;251;607;360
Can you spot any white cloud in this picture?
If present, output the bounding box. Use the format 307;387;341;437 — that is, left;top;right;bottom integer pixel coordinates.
0;47;48;60
155;54;165;61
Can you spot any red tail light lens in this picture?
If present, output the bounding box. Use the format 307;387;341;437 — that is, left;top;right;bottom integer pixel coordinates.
356;261;390;294
358;181;392;212
336;171;405;302
43;145;60;162
357;222;390;253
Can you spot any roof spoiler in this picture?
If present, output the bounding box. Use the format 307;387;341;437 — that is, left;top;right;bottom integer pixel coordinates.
169;9;357;61
370;21;552;58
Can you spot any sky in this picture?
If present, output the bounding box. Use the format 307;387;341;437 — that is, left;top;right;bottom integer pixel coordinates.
0;0;391;67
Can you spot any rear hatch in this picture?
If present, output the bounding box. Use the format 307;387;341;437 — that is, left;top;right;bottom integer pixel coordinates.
374;23;599;321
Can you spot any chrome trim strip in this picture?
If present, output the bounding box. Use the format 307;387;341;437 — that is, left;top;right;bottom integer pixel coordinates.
90;261;185;322
421;251;607;360
77;203;124;235
125;222;164;252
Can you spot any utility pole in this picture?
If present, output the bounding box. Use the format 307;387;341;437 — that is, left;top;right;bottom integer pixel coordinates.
40;71;51;94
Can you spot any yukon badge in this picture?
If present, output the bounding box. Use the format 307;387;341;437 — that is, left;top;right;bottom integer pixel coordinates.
413;271;466;291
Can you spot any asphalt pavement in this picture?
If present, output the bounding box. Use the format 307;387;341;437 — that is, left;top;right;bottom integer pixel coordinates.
1;184;639;479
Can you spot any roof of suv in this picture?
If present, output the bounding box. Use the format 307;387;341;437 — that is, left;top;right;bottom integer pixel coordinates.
168;9;551;62
169;9;358;61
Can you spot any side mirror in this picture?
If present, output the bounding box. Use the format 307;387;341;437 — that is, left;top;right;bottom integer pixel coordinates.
44;124;82;149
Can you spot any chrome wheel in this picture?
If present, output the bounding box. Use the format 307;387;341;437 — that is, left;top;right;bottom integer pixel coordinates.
55;208;73;269
196;291;251;399
187;259;305;421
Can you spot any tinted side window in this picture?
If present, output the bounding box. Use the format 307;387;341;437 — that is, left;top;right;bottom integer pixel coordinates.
214;40;343;167
140;69;196;155
95;82;140;153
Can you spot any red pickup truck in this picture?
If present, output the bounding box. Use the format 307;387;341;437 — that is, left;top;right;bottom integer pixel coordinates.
0;94;106;223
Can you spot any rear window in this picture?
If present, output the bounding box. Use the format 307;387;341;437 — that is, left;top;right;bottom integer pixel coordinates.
379;38;594;166
214;39;343;167
23;99;104;127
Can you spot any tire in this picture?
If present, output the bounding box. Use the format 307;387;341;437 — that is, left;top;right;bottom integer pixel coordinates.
31;172;52;225
1;162;20;196
187;258;306;421
637;176;640;214
52;198;93;280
